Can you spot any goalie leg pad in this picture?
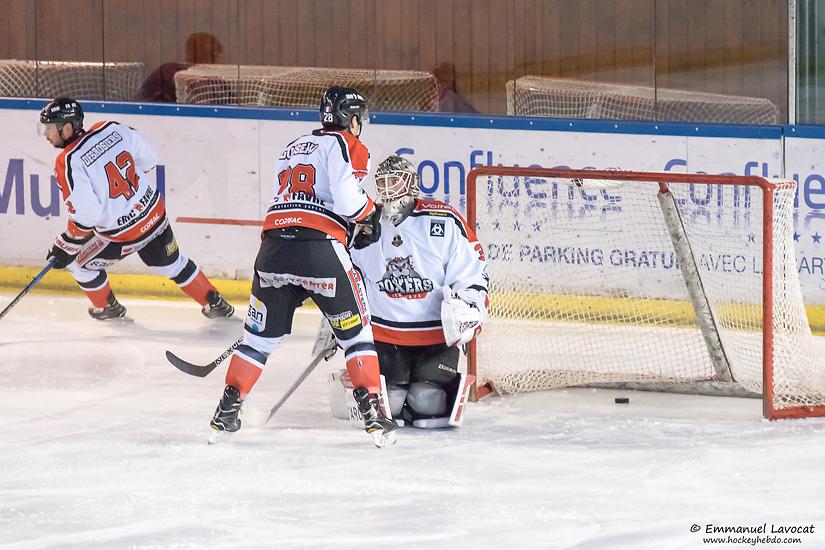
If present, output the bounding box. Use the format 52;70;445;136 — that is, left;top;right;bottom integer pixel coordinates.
328;369;352;420
406;381;449;417
411;417;452;429
387;384;409;418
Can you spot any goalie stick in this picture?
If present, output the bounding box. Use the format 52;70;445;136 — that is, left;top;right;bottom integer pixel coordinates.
165;337;243;377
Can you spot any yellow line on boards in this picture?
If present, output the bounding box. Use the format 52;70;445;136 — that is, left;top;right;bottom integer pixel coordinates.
2;266;823;334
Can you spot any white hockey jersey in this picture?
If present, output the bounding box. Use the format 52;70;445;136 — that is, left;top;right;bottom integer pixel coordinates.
264;129;375;243
350;199;489;346
54;120;163;243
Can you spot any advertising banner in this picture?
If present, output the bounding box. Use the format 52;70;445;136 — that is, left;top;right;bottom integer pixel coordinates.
1;101;822;305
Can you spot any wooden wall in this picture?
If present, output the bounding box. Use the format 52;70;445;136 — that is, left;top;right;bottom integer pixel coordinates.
0;0;788;121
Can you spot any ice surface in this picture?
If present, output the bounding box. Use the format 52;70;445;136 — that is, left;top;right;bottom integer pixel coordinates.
2;293;825;549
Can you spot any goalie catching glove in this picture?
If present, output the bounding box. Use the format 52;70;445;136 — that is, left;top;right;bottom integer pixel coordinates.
441;286;483;347
46;231;90;269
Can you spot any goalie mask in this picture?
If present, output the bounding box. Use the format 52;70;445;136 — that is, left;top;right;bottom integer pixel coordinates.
375;155;419;225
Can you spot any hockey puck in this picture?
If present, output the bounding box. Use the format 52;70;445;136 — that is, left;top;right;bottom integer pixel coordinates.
614;397;630;404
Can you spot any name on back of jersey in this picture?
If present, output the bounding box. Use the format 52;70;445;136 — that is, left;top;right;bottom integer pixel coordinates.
279;141;319;160
80;131;123;166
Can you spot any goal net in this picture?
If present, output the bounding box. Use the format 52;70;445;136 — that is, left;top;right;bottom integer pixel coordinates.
0;59;143;101
507;76;780;124
174;64;439;112
467;167;825;420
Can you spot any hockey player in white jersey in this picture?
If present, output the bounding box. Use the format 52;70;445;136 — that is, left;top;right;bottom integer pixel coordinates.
40;97;234;321
208;86;397;447
347;155;488;428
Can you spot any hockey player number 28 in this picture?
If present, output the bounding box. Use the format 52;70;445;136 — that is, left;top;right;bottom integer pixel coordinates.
104;151;140;200
277;164;316;197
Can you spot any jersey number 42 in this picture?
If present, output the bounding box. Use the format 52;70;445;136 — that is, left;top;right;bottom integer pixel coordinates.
105;151;140;200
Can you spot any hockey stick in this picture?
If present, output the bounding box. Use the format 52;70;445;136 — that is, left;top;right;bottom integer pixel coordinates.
0;235;110;322
0;259;55;321
239;318;339;427
262;318;338;424
260;350;329;425
165;337;243;377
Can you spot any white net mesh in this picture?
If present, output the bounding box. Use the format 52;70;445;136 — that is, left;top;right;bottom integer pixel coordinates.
0;59;143;101
471;171;825;416
507;76;780;124
174;64;439;111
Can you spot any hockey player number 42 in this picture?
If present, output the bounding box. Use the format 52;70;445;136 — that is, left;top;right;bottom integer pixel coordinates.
277;164;316;196
104;151;140;200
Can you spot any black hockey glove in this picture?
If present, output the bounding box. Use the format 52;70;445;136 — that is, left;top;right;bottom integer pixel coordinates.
352;205;382;250
46;232;87;269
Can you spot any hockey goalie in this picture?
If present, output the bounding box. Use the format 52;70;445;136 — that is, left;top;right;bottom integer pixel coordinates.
330;155;489;428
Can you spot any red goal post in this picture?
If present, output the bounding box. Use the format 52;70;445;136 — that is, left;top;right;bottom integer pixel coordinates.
465;166;825;420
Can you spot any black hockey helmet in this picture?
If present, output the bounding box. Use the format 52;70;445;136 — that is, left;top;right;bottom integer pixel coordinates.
319;86;367;130
40;97;84;130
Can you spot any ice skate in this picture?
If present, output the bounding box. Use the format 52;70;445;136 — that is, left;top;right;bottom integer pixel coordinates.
88;295;128;321
208;385;243;444
353;387;397;448
201;290;234;319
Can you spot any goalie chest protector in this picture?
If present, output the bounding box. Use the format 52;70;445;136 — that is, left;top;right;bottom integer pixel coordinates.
350;199;486;346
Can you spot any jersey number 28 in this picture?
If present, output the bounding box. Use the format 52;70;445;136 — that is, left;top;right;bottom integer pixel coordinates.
277;164;316;196
105;151;140;200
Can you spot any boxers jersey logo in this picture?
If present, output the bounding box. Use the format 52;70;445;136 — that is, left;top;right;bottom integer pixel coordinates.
376;256;433;300
430;221;445;237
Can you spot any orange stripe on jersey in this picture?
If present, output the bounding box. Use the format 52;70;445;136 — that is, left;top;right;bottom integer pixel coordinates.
372;325;446;346
351;196;375;222
335;130;370;177
414;198;477;239
263;210;348;243
105;198;166;242
54;121;109;200
66;220;93;239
